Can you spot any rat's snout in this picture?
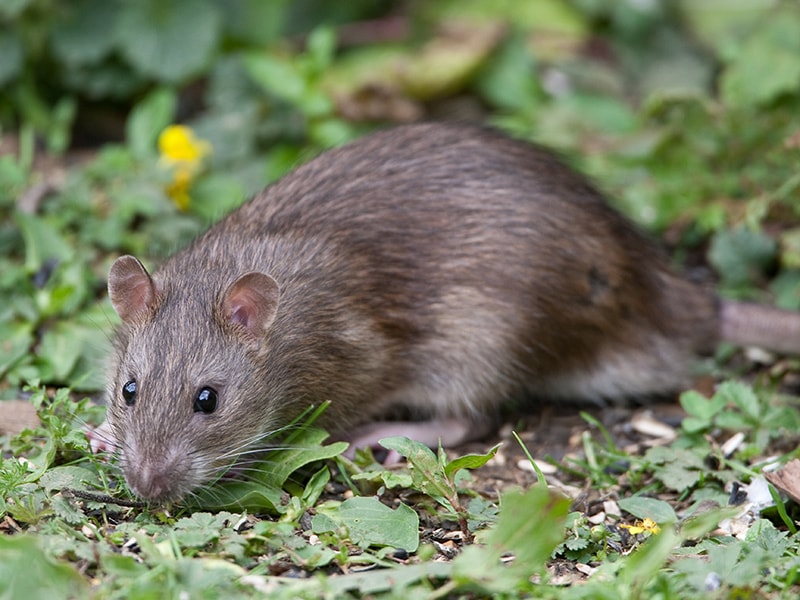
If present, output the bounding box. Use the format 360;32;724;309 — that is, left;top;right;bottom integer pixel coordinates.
123;451;192;503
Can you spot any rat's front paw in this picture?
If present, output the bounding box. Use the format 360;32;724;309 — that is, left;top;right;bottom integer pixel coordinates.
86;421;116;454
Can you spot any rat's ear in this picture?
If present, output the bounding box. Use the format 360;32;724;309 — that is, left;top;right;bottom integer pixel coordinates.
221;272;280;336
108;256;157;323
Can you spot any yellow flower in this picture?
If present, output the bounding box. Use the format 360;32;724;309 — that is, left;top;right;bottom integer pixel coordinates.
158;125;211;163
165;167;193;212
157;125;211;210
621;518;661;535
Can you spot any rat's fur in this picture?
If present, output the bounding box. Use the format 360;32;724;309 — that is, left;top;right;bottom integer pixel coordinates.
105;123;798;502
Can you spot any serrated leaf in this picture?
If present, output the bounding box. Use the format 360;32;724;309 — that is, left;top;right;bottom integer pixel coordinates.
618;497;677;524
716;381;760;421
50;494;87;525
644;446;707;493
173;512;232;548
39;466;102;494
565;536;590;551
680;389;727;421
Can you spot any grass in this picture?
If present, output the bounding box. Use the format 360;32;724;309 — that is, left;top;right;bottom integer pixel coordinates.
3;1;800;597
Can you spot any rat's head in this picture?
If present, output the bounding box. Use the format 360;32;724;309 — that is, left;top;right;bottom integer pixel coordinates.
106;255;282;503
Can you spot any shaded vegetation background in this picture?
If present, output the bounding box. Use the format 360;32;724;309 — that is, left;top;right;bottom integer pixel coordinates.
2;0;800;598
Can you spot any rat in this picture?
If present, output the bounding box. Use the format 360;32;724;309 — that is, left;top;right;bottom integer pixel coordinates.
97;122;800;503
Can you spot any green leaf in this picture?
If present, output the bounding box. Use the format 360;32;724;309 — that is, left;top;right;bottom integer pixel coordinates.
115;0;221;83
243;53;306;105
188;173;245;221
305;26;336;72
0;0;32;19
126;88;177;160
452;486;569;592
0;535;88;598
444;443;500;480
644;446;705;491
188;427;346;512
221;0;289;45
0;321;32;378
279;562;454;596
379;436;455;508
720;10;800;108
173;512;239;548
39;466;102;495
50;0;119;66
313;496;420;552
716;380;760;421
708;226;778;290
474;32;542;112
618;496;678;524
14;212;73;272
0;28;23;86
679;389;727;433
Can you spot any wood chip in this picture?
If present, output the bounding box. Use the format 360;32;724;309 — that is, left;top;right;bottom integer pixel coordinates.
587;511;605;525
720;432;745;458
603;499;621;518
575;563;597;576
516;458;557;474
765;459;800;505
630;411;677;441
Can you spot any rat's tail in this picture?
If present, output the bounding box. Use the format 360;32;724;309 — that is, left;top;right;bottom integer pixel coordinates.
720;300;800;355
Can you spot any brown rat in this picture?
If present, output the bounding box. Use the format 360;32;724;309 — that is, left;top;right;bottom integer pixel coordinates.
100;123;800;502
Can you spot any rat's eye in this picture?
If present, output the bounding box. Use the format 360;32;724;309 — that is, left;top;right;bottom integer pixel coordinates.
122;380;137;406
194;387;218;414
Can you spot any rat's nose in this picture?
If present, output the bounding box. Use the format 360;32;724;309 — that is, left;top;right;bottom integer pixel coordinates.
124;455;189;503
